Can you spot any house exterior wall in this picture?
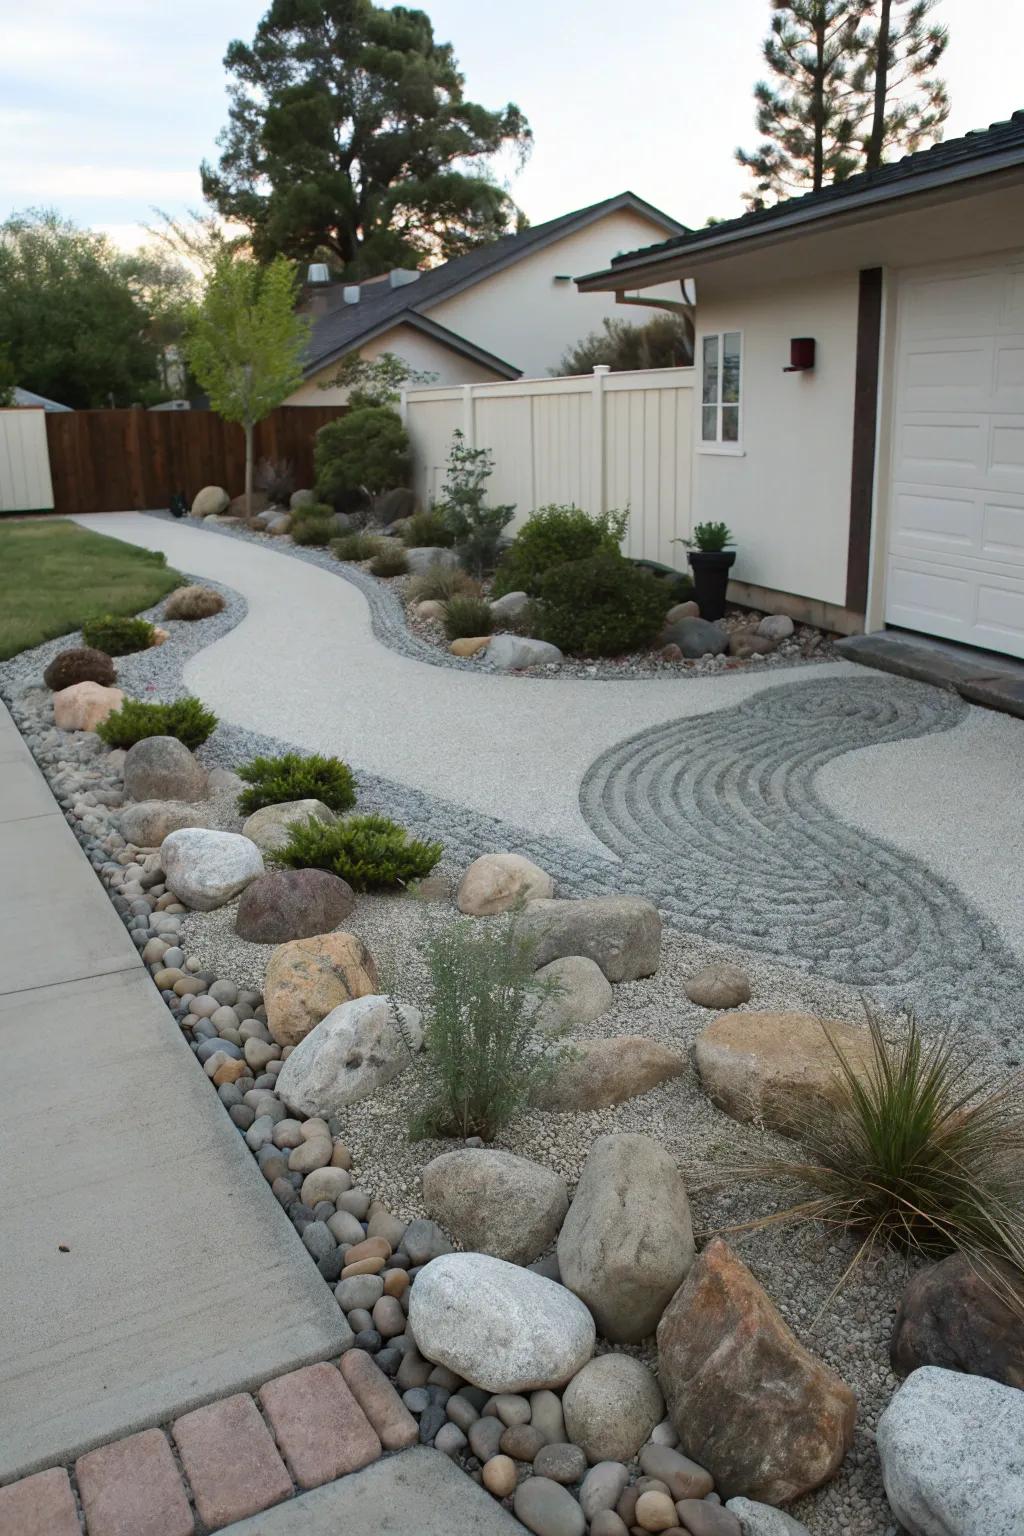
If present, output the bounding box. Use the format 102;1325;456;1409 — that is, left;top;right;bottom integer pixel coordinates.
286;323;506;405
0;407;55;513
692;271;861;610
427;211;684;378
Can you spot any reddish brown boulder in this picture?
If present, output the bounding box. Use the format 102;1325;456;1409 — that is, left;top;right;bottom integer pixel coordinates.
656;1238;856;1504
235;868;355;944
890;1253;1024;1388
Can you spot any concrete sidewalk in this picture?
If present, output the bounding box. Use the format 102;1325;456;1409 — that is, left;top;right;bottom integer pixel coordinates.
0;704;349;1481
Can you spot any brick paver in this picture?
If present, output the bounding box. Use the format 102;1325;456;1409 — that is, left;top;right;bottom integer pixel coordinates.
75;1428;193;1536
339;1349;418;1451
173;1393;292;1529
0;1467;81;1536
258;1363;381;1490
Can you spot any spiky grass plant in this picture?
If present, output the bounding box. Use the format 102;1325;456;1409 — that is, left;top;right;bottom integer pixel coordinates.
331;532;383;562
442;593;493;642
730;1011;1024;1307
369;542;409;577
405;566;481;605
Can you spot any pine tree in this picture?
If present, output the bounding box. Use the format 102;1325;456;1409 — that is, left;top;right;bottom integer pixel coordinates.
736;0;873;208
861;0;949;169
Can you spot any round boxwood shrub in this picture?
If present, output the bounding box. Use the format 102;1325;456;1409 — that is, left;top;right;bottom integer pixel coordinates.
43;646;116;691
492;504;628;597
236;752;357;816
314;407;410;508
275;813;442;891
532;551;668;657
81;614;155;656
97;696;218;750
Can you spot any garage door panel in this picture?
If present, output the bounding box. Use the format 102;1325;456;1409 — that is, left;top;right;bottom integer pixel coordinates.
976;579;1024;647
891;489;980;554
989;420;1024;484
886;558;975;628
901;271;1001;337
982;500;1024;564
993;342;1024;408
900;340;991;411
897;418;987;482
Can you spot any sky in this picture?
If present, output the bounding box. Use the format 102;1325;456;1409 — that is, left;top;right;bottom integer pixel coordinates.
1;0;1022;252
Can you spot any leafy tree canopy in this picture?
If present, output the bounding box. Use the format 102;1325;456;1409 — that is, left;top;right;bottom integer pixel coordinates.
202;0;532;277
556;313;694;375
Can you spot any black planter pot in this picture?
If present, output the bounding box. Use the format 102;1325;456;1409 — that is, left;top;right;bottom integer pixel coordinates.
687;549;736;622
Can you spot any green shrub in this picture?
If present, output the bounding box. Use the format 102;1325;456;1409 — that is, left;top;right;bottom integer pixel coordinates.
236;752;357;815
291;499;334;523
730;1011;1024;1303
43;646;116;691
401;509;455;549
291;515;335;547
532;550;667;656
331;533;383;562
492;504;629;597
163;585;225;621
97;696;218;750
314;406;410;507
81;614;155;656
369;543;409;577
275;813;442;891
406;566;481;604
443;594;493;642
409;920;570;1140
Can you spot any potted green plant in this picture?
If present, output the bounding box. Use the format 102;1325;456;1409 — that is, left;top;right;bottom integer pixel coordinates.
675;522;735;621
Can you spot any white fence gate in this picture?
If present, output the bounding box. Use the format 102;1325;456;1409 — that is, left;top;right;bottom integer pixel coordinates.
401;366;695;568
0;408;55;514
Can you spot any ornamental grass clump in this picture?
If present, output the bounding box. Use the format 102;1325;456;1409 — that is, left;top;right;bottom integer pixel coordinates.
331;532;383;562
405;566;481;604
97;696;218;750
409;919;569;1141
236;752;357;815
730;1011;1024;1308
369;542;409;577
275;813;442;891
163;585;226;621
401;509;455;549
291;514;335;547
81;614;155;656
442;593;493;642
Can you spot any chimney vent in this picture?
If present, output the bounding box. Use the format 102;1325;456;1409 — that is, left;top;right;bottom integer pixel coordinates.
389;268;420;289
307;262;330;284
343;285;361;305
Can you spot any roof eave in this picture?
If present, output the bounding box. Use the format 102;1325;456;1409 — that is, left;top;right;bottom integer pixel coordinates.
302;308;521;382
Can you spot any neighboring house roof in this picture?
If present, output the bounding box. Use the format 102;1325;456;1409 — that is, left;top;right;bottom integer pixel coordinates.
12;387;72;411
577;110;1024;289
302;191;687;376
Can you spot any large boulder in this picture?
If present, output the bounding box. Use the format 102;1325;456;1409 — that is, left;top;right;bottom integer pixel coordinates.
263;932;379;1047
120;800;211;847
229;490;269;519
52;681;124;732
408;1252;595;1393
661;617;728;657
404;547;459;575
516;896;661;983
375;487;417;523
191;485;229;517
694;1011;876;1136
123;735;209;802
235;867;356;944
890;1254;1024;1389
534;956;613;1032
685;963;752;1010
535;1037;685;1110
241;798;337;854
289;489;316;511
657;1238;856;1504
161;828;264;911
486;634;563;670
457;852;554;916
562;1354;664;1464
490;590;530;622
421;1150;568;1266
877;1365;1024;1535
557;1134;695;1343
725;1500;812;1536
275;994;421;1116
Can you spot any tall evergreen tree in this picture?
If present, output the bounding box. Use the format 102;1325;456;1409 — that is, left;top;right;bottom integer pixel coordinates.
861;0;949;169
201;0;531;275
737;1;872;208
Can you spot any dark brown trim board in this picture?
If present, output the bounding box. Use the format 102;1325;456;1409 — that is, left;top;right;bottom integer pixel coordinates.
846;267;883;612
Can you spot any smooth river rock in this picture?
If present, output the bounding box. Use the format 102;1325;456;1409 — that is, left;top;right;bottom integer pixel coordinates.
160;828;264;911
275;994;421;1116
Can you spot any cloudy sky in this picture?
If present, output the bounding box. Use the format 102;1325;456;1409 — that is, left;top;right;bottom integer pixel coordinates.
1;0;1022;250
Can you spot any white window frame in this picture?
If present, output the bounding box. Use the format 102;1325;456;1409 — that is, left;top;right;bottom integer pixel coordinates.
697;329;744;456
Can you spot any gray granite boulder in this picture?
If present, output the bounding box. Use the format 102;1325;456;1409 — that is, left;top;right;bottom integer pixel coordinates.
160;828;264;911
123;736;209;802
241;798;337;853
516;896;661;982
275;994;422;1116
486;633;563;670
726;1500;812;1535
661;616;728;657
490;590;531;621
562;1354;664;1464
421;1150;568;1266
534;955;613;1031
405;547;460;575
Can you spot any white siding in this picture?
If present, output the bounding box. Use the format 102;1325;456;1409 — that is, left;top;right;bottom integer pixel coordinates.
0;408;54;513
287;323;506;405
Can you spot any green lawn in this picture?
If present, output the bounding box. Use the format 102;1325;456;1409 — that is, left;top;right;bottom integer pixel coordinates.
0;519;181;660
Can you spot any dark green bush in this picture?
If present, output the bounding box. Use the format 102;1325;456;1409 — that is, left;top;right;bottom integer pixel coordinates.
331;533;383;562
291;515;335;547
275;813;442;891
81;614;155;656
443;594;493;642
236;752;357;815
43;646;116;691
532;550;667;656
97;696;217;750
369;543;409;577
401;509;455;549
492;504;629;597
314;407;410;507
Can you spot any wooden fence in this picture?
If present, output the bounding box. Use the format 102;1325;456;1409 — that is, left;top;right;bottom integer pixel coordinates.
43;405;347;516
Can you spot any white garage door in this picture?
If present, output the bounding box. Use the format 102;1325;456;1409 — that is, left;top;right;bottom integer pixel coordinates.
885;255;1024;658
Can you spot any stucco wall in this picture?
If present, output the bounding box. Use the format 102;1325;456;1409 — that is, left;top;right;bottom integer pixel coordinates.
692;271;860;608
287;323;505;405
428;210;684;377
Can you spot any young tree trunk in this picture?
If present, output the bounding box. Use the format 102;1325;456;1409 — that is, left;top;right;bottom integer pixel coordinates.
865;0;892;169
812;7;826;191
244;420;254;523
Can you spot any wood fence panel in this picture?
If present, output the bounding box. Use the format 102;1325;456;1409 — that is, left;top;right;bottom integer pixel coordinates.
44;406;348;516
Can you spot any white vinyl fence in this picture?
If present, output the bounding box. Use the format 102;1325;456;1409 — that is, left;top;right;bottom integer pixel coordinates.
0;408;54;513
401;365;695;568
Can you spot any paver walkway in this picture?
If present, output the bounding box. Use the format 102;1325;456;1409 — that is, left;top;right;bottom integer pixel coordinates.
0;702;349;1483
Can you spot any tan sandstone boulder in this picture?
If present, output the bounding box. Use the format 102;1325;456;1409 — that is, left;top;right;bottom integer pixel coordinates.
457;852;554;916
264;932;379;1047
657;1238;857;1504
535;1037;685;1110
52;681;124;732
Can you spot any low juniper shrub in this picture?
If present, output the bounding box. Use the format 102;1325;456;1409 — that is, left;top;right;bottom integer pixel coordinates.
275;813;442;891
97;696;218;750
236;752;357;816
81;614;155;656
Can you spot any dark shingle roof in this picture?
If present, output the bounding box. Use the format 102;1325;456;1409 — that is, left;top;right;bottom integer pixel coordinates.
303;192;686;374
580;111;1024;284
